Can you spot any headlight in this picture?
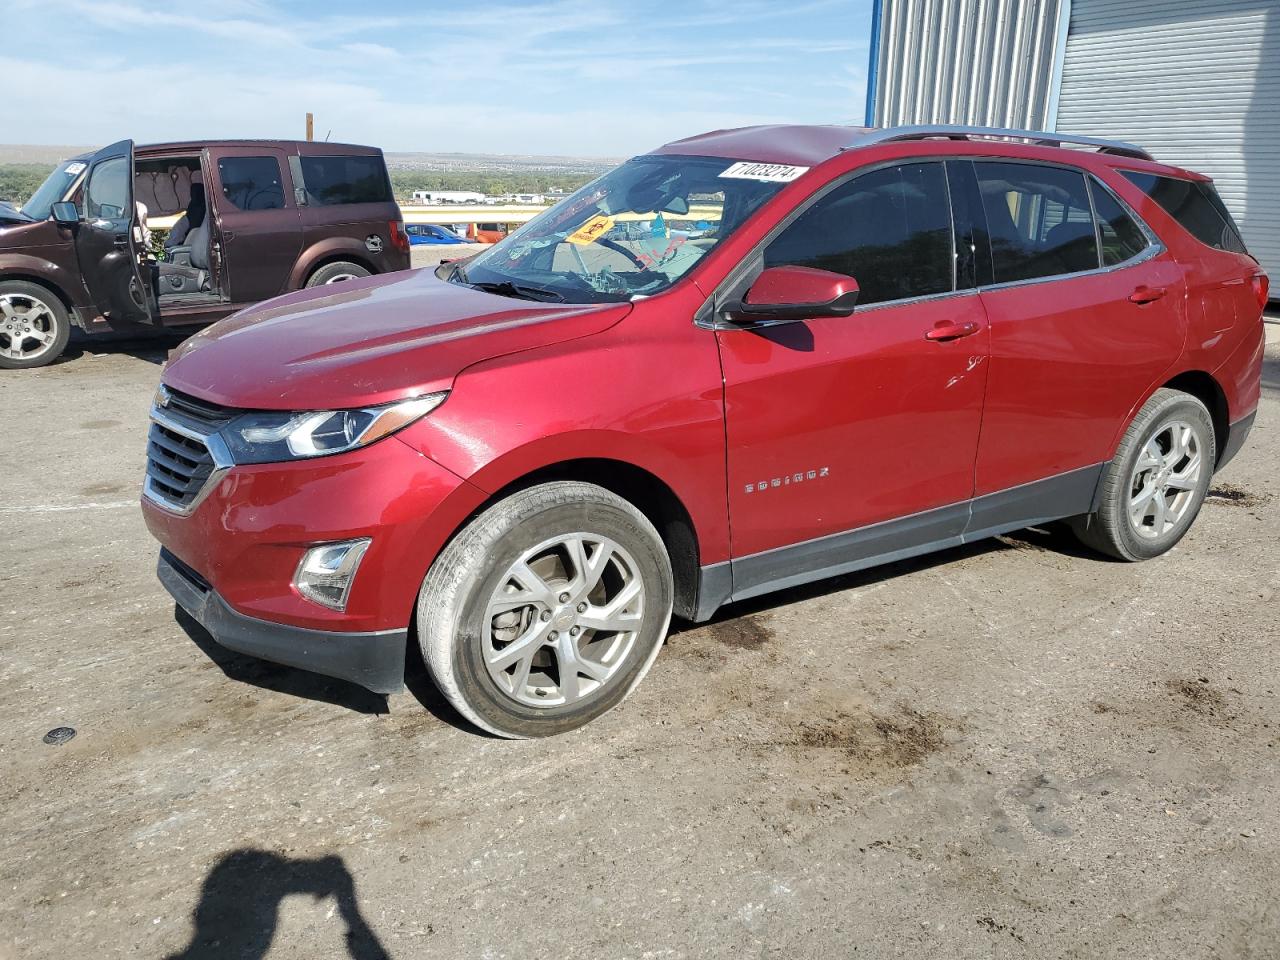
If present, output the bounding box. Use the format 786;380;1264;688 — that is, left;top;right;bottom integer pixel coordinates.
225;393;448;464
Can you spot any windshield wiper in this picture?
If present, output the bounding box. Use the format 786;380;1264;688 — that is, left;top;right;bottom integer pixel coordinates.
468;280;565;303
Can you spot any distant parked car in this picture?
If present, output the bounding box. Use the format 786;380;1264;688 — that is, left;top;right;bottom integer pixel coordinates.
0;138;410;369
406;223;468;245
466;222;510;244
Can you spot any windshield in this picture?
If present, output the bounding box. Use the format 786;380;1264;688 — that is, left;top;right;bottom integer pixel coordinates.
455;154;799;303
20;160;87;220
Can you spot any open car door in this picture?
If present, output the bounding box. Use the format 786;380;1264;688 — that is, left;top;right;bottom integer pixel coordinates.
71;140;155;324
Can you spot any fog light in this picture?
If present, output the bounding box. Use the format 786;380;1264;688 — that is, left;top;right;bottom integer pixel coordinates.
294;539;371;611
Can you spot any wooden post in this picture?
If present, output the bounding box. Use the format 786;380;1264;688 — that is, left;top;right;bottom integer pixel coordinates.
305;112;314;142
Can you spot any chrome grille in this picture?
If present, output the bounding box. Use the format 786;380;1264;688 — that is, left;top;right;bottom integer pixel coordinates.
146;422;216;510
144;392;235;514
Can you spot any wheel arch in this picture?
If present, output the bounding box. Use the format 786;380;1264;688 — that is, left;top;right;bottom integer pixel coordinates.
1162;370;1229;466
289;241;379;289
448;457;704;622
0;268;82;327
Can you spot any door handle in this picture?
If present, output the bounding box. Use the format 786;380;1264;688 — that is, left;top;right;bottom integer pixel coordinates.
1129;285;1167;304
222;230;235;241
113;235;129;250
924;320;980;342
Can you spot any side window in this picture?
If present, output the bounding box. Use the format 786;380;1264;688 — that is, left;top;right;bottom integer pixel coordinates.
975;162;1099;282
763;162;953;307
1120;171;1248;254
297;155;391;206
216;156;285;211
83;156;128;220
1090;178;1149;266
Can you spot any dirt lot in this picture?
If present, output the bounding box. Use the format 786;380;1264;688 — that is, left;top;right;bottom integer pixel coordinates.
2;321;1278;960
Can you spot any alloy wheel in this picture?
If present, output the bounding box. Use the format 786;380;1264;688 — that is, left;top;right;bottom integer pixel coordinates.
0;293;59;362
483;533;645;708
1128;419;1202;539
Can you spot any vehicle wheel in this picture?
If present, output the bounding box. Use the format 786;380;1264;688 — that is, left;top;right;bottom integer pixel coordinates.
305;261;371;287
417;481;674;738
1071;388;1215;561
0;281;71;369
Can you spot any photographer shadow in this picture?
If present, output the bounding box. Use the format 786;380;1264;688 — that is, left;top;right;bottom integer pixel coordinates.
165;849;391;960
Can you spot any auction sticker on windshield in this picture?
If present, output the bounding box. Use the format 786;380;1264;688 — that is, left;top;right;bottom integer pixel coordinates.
719;162;809;183
567;215;615;245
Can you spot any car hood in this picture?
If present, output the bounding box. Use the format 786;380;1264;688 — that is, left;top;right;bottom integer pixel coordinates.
162;269;632;410
0;201;34;226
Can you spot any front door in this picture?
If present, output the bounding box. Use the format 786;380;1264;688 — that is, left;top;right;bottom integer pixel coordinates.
716;160;990;600
207;146;301;303
72;140;153;324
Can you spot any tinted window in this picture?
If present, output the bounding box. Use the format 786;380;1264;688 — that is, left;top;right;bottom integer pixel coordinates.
298;155;391;206
84;156;128;220
976;162;1098;282
1090;179;1149;266
764;162;953;306
1121;171;1248;254
217;156;285;210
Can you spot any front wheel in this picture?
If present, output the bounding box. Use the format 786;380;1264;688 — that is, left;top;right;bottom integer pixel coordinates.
0;281;71;369
1072;388;1215;561
417;481;674;738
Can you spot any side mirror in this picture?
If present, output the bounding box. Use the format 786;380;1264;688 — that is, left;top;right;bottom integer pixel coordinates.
726;265;860;323
51;201;80;225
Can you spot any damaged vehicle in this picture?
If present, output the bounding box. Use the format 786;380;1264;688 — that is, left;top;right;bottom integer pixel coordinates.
0;139;409;369
141;124;1266;738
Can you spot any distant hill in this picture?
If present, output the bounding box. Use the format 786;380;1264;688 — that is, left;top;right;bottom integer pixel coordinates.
0;143;621;173
0;144;623;206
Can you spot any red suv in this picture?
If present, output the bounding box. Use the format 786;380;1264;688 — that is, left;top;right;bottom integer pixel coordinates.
142;124;1267;738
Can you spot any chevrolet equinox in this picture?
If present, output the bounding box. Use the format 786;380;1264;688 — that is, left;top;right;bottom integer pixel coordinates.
141;124;1267;738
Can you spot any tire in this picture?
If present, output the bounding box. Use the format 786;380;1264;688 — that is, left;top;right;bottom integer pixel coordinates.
305;261;371;287
1071;388;1215;561
417;481;674;738
0;280;71;369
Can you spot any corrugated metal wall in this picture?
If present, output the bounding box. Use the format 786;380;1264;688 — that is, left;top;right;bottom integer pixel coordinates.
1057;0;1278;280
870;0;1069;130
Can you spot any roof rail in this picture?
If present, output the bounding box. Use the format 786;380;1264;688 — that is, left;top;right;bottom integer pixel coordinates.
848;124;1154;161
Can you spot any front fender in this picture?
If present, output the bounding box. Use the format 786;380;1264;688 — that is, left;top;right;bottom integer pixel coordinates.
0;252;89;314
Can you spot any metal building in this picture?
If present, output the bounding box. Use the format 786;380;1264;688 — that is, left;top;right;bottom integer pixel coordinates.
865;0;1280;283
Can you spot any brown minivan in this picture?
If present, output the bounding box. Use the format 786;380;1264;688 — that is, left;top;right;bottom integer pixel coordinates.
0;139;410;368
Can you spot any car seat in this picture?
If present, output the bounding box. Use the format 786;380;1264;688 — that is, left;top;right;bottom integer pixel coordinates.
159;186;211;296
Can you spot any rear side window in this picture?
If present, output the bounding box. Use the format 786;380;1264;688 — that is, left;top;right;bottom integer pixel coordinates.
763;162;953;307
298;155;391;206
1090;179;1149;266
975;162;1098;282
217;156;285;210
1120;171;1248;254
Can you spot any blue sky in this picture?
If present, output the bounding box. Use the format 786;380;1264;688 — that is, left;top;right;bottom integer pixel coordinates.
2;0;873;156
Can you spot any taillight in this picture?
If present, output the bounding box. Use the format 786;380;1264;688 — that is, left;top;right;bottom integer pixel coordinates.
389;220;410;255
1253;273;1270;311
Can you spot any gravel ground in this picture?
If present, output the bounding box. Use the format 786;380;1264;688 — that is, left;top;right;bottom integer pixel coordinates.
1;322;1277;960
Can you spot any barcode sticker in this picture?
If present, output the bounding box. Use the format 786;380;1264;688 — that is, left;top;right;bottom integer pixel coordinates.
719;162;809;183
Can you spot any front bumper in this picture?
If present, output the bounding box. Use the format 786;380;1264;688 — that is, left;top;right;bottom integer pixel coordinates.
160;549;407;693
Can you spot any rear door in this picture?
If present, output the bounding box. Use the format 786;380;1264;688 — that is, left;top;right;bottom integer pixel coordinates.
207;145;301;302
716;160;990;598
72;139;153;324
969;160;1187;525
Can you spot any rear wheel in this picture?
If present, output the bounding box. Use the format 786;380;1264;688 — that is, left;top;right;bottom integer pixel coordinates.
1072;388;1214;561
305;261;370;287
417;481;674;738
0;281;71;369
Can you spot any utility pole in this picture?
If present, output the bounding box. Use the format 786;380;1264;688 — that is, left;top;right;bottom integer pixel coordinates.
306;112;314;142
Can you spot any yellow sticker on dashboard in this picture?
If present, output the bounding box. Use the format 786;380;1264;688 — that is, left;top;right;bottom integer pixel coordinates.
567;215;615;245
